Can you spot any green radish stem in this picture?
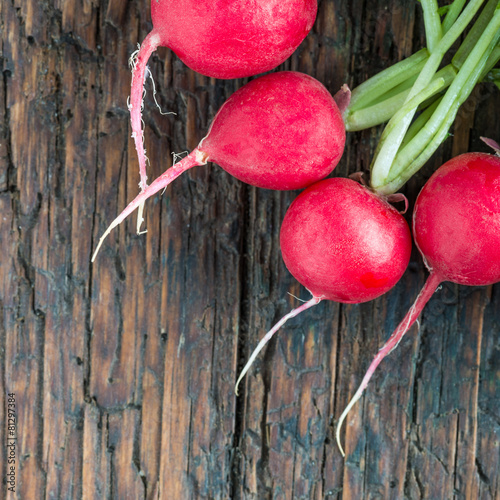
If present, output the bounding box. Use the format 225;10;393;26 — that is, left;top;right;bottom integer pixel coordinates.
452;0;499;70
369;0;487;191
373;7;500;193
442;0;468;33
344;0;490;140
347;49;430;113
420;0;443;51
345;66;456;131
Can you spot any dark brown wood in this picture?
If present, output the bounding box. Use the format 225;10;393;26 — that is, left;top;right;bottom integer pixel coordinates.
1;1;499;498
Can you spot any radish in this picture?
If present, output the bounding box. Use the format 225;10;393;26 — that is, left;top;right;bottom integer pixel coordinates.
336;151;500;456
130;0;317;210
235;177;412;393
93;71;345;260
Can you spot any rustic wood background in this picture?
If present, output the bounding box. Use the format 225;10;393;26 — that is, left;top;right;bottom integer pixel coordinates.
1;0;499;498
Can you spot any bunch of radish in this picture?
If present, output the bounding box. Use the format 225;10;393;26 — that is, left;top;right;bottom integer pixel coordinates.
93;0;500;460
231;0;500;455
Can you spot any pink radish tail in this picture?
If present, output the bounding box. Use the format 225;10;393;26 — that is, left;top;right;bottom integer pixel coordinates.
335;272;442;457
234;296;321;396
130;31;161;193
92;149;208;262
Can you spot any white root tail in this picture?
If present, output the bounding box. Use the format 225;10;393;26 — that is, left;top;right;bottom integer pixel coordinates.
234;296;321;396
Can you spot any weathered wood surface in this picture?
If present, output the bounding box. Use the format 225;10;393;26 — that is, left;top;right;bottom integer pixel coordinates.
1;1;499;498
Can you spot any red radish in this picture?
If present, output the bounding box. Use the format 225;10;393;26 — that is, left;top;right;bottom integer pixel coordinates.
130;0;317;205
235;177;412;393
336;151;500;456
93;71;345;261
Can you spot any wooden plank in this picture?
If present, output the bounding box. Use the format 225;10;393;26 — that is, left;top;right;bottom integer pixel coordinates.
1;1;499;499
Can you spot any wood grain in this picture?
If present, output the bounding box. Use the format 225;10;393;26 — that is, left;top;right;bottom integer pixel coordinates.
1;1;499;498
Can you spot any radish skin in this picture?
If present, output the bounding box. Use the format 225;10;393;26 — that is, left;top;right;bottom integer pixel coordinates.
93;72;345;261
149;1;317;79
336;152;500;456
280;179;411;303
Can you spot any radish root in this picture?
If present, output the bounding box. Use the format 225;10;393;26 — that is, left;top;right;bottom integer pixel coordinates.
129;32;162;233
129;43;176;234
92;148;208;262
335;272;441;456
235;295;321;396
146;66;176;117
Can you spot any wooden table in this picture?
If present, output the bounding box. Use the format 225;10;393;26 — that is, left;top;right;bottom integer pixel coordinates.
1;1;499;498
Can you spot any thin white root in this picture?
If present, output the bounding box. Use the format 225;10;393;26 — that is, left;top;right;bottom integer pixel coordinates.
335;386;365;457
336;302;418;457
287;292;308;303
92;215;123;262
172;151;189;164
92;201;145;262
129;42;150;201
136;201;147;235
159;151;188;195
234;296;320;396
128;44;140;71
146;67;176;116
